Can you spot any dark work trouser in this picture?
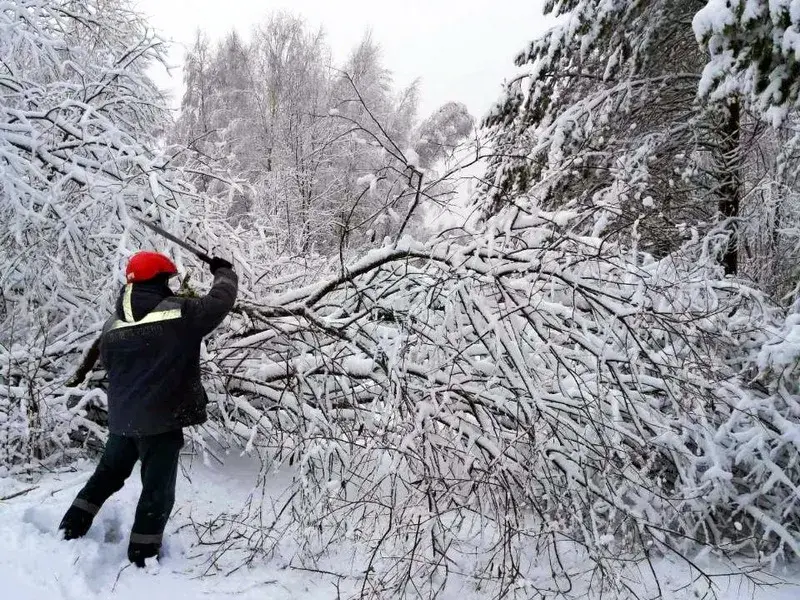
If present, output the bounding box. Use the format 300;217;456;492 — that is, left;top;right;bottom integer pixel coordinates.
59;429;184;565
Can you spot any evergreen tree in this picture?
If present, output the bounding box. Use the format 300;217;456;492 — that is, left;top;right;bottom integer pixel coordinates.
695;0;800;116
479;0;747;272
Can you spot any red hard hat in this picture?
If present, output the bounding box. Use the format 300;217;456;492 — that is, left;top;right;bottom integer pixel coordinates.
126;251;178;283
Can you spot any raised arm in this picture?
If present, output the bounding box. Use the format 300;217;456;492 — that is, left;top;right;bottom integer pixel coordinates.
182;259;239;337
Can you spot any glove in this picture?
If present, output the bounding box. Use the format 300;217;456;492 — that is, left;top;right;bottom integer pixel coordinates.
209;256;233;274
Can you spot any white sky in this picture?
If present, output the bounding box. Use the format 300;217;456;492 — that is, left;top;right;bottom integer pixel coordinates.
135;0;548;121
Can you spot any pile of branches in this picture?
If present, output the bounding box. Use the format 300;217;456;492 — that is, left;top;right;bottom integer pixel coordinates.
192;205;799;597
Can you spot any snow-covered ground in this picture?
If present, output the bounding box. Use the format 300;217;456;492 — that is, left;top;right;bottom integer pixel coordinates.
0;453;341;600
2;454;799;600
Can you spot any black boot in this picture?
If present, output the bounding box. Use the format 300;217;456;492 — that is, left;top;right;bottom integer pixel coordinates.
128;541;160;567
58;505;94;540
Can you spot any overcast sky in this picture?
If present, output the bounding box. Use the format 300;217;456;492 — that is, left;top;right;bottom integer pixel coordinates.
135;0;548;121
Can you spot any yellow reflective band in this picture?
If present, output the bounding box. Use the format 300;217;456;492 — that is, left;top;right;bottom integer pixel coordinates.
110;309;181;330
123;284;134;322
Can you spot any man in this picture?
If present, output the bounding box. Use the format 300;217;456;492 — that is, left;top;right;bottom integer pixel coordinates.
58;251;238;567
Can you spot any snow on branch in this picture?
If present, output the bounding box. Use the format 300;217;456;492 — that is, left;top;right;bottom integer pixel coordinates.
197;204;797;595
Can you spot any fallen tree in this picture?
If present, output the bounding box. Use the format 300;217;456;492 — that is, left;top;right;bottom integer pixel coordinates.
175;205;798;598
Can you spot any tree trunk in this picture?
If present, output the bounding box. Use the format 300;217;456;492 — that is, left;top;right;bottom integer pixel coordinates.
719;99;741;276
301;186;312;253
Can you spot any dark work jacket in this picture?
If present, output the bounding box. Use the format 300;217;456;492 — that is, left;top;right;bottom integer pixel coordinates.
99;268;238;436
